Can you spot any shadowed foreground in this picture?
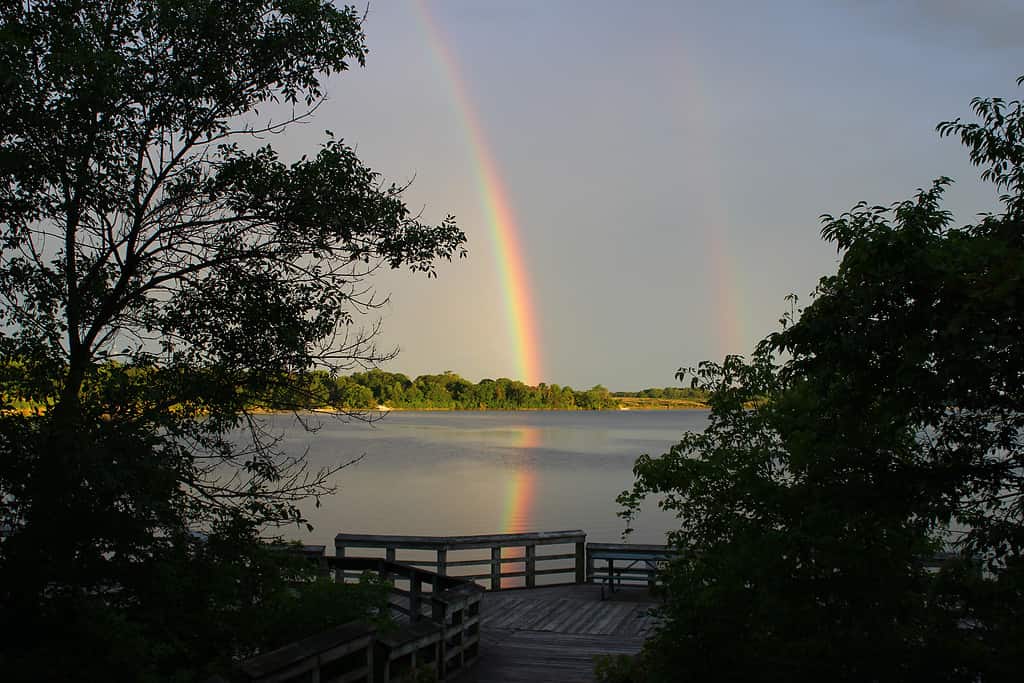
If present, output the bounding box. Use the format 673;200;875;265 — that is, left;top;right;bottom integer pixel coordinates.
457;584;656;683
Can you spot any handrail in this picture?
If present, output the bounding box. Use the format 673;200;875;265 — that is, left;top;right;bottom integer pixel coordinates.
587;542;672;554
238;554;483;682
330;556;483;679
237;621;375;683
335;529;586;549
583;543;975;591
335;530;587;590
327;556;483;622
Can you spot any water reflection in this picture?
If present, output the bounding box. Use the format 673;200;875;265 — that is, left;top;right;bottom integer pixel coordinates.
261;410;707;547
502;467;536;534
513;424;542;449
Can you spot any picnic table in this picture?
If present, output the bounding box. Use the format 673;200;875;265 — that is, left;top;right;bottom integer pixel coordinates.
586;543;675;599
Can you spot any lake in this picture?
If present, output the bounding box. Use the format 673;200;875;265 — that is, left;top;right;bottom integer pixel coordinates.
270;410;710;548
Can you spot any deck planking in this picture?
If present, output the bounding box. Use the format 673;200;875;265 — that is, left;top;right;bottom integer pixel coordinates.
454;583;657;682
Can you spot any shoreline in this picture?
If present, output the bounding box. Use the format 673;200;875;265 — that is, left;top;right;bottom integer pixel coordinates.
4;405;712;417
3;404;711;417
5;400;711;416
303;404;710;413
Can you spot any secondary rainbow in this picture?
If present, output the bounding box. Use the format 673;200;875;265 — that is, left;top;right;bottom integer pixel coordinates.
411;0;543;386
672;54;748;358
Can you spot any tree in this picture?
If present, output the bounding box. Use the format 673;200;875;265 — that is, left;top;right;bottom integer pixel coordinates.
0;0;465;677
620;78;1024;681
578;384;615;410
336;381;375;410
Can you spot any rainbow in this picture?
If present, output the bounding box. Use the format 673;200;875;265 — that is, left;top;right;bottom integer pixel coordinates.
708;228;744;357
671;57;747;358
411;1;543;386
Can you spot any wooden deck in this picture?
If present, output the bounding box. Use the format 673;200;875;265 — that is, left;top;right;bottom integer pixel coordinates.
455;584;658;682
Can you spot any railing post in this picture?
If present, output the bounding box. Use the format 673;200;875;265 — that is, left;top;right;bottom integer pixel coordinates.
431;588;449;681
437;548;447;576
409;574;422;623
383;547;395;584
525;544;536;588
586;545;594;585
432;593;446;623
334;545;345;583
490;546;501;590
575;540;586;584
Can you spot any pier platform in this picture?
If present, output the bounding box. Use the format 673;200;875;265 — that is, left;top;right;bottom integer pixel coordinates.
240;532;666;683
460;584;657;683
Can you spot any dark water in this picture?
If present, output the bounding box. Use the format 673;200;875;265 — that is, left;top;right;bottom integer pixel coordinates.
270;410;709;547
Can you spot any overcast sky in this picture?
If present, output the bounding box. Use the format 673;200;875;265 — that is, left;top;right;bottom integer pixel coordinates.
281;0;1023;391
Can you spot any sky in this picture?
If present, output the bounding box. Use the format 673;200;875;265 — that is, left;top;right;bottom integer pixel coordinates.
278;0;1024;391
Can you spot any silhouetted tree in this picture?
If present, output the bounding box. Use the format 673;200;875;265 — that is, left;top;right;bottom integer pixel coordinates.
620;77;1024;682
0;0;464;677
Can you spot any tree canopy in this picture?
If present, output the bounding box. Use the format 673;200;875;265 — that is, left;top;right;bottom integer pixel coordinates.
620;78;1024;681
0;1;464;678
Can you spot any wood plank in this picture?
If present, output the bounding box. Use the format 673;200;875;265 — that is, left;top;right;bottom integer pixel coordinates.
335;530;586;551
306;557;659;683
533;552;578;562
532;567;576;577
461;629;645;683
586;542;670;553
239;623;374;680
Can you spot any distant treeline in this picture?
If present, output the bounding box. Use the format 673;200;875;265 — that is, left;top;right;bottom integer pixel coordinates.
612;387;709;400
267;370;606;410
2;363;708;412
261;369;709;411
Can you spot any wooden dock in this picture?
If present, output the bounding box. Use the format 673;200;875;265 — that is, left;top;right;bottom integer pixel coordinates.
462;584;658;682
237;531;666;683
237;533;968;682
331;531;665;683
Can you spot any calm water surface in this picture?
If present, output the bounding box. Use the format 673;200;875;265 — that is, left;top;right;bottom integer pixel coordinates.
271;410;709;547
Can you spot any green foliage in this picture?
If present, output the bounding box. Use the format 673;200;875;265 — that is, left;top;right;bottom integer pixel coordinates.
613;386;709;401
620;78;1024;681
0;0;467;529
251;368;626;411
0;528;391;681
4;359;707;413
251;573;391;655
0;0;463;678
289;372;620;410
594;653;648;683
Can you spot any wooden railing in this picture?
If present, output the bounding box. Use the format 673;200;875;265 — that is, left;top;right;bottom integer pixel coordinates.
335;530;587;590
582;544;973;595
236;554;483;682
330;556;483;680
237;620;376;683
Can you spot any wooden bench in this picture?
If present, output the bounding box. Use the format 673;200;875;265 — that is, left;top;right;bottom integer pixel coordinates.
586;543;674;599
